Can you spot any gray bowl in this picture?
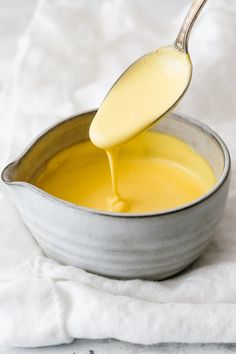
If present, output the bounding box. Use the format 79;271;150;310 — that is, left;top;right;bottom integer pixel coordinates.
1;111;231;280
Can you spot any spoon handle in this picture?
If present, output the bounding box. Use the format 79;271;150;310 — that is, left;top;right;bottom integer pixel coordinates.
174;0;208;52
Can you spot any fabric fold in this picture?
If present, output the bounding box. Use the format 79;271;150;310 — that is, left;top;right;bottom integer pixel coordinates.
0;279;72;347
58;280;236;344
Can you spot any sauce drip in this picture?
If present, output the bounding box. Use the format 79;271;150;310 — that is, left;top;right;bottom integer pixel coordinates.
89;46;192;212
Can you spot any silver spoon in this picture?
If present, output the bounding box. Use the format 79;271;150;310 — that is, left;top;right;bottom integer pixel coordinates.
175;0;208;53
90;0;209;149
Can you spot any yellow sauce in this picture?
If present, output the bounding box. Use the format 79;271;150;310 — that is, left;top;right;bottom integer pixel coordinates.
35;131;216;214
89;46;193;212
36;46;215;213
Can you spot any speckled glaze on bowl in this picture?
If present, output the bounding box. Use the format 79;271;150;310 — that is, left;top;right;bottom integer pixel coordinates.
1;111;231;280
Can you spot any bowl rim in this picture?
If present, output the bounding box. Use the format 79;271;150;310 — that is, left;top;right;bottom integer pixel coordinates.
1;111;231;218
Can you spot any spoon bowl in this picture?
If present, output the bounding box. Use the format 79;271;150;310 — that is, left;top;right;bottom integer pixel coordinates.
89;0;208;150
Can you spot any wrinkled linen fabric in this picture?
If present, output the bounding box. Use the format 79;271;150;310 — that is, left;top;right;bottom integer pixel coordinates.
0;0;236;347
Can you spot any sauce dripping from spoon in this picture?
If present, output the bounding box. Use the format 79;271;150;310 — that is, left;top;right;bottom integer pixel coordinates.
89;0;208;212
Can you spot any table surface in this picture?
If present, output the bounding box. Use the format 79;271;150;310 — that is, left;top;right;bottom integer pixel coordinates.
1;1;235;353
1;340;236;354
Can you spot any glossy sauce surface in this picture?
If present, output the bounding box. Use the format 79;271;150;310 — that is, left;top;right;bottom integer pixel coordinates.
35;131;216;214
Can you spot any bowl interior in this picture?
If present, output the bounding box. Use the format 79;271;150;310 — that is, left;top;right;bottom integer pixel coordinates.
3;111;227;188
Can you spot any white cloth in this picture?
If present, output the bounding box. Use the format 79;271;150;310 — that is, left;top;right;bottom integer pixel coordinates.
0;0;236;347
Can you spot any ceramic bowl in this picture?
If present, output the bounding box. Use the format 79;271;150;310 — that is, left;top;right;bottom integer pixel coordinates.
1;111;231;280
